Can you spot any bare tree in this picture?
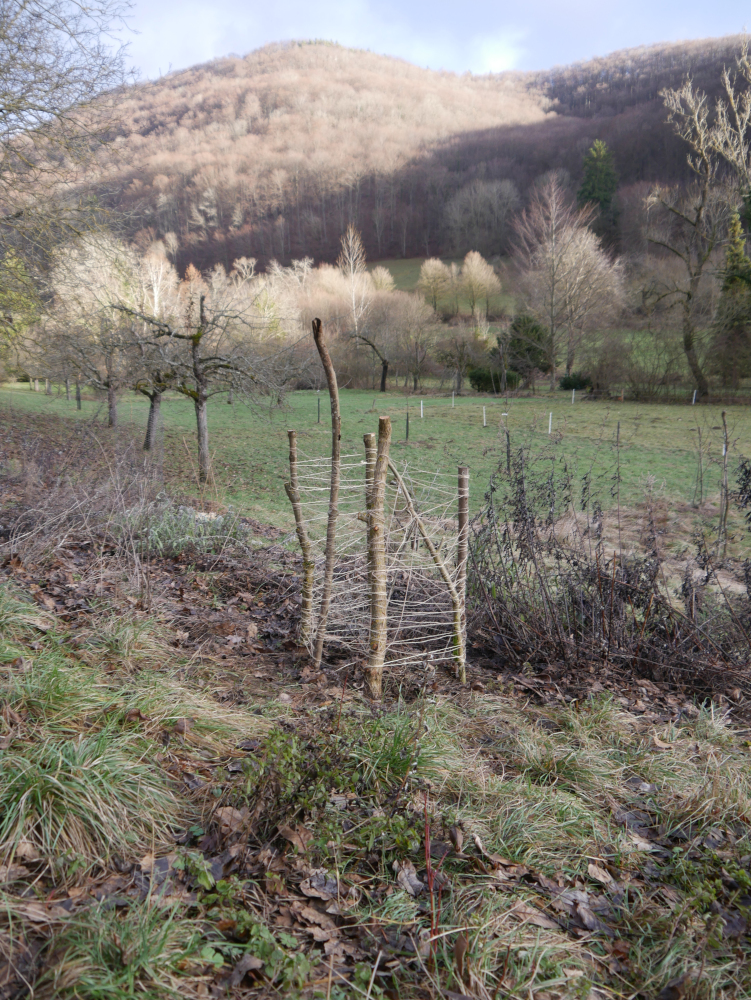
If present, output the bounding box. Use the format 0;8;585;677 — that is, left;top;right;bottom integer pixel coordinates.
444;179;520;256
513;178;608;388
117;262;269;483
647;80;731;396
710;39;751;212
0;0;131;300
418;257;450;311
460;250;502;317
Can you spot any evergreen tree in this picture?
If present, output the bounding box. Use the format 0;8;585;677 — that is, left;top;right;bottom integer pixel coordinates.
577;140;618;214
722;212;751;291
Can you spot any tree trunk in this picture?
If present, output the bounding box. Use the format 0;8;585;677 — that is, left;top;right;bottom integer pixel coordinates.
413;373;418;391
34;379;39;392
683;321;709;398
143;391;161;451
312;318;341;669
75;381;81;410
107;383;117;427
379;358;388;393
195;393;212;483
45;379;51;395
65;378;70;401
365;417;391;699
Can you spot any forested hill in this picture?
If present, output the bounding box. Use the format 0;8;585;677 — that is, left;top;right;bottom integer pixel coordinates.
92;34;745;271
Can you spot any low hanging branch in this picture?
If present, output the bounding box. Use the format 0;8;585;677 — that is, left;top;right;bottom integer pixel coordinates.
284;430;314;644
387;459;467;683
312;318;341;668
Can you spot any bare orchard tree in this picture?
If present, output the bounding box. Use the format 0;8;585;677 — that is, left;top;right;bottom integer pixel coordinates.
45;236;142;426
117;262;272;483
513;177;620;388
647;81;732;397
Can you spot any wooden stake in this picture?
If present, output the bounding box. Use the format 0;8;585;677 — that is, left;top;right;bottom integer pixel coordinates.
312;318;341;668
365;417;391;699
457;466;469;683
284;430;315;645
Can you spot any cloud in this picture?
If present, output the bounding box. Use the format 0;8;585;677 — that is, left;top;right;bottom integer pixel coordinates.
125;0;750;81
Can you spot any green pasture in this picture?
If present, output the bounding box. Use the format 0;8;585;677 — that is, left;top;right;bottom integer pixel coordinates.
2;383;750;534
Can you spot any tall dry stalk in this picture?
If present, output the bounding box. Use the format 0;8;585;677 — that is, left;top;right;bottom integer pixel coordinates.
312;318;341;668
365;417;391;699
284;429;314;644
718;410;730;559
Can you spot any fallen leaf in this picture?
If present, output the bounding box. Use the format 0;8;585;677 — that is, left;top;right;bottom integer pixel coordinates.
587;862;614;885
300;870;339;899
393;859;424;897
453;931;468;984
0;863;30;884
246;623;258;639
509;901;559;929
653;735;673;750
279;824;313;853
657;974;690;1000
227;953;263;987
449;825;464;854
214;806;248;837
174;717;193;735
14;839;40;862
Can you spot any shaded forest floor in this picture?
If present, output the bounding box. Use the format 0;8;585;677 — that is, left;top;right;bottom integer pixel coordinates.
1;411;750;1000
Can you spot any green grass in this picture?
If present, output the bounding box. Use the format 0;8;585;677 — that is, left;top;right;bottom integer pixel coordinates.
3;382;750;536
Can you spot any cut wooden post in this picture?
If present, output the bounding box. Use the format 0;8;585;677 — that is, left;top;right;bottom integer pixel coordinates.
387;459;467;684
365;418;391;699
363;431;376;595
284;429;315;645
457;466;469;683
312;318;341;668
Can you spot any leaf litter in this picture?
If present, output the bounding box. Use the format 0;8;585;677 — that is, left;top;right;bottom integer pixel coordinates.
1;416;751;998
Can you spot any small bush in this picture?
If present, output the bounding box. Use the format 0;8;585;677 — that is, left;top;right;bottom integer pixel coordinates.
468;367;519;392
117;499;250;557
559;371;591;391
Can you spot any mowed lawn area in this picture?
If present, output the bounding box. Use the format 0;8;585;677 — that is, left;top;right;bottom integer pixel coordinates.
2;382;751;531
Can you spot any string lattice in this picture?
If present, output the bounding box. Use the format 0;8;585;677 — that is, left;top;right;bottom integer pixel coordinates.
290;452;462;667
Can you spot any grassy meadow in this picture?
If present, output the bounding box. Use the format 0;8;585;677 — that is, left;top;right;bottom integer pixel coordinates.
2;381;750;543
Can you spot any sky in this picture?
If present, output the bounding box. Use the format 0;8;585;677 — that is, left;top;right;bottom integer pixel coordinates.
125;0;749;81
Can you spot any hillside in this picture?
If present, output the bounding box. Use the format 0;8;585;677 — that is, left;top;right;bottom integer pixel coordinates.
92;34;746;270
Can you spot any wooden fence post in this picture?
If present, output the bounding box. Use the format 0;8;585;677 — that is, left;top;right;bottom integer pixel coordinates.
365;417;391;699
283;430;315;645
312;318;341;668
457;466;469;683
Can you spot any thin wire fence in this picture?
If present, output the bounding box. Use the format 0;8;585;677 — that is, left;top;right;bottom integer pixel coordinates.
291;450;463;668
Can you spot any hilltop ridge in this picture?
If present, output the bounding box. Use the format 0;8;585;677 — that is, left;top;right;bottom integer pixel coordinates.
91;34;746;269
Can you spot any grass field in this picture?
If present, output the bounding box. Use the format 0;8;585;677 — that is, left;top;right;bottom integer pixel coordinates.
3;382;750;541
